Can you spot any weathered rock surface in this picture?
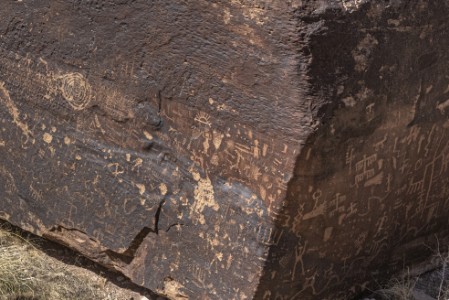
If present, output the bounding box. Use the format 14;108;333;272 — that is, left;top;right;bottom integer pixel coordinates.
1;0;449;299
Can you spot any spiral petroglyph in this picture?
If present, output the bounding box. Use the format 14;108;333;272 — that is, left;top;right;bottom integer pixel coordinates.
58;72;91;110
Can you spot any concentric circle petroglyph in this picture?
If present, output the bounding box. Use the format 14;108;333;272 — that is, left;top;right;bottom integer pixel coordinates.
58;72;92;110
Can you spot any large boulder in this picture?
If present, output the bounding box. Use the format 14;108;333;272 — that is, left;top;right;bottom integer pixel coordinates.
1;0;449;299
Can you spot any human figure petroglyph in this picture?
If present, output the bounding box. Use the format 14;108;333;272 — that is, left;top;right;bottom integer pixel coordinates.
291;241;307;281
292;270;319;299
303;189;326;220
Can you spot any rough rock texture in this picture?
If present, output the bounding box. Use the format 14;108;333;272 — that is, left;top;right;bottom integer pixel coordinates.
1;0;449;299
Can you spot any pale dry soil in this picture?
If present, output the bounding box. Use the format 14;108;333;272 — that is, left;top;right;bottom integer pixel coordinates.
0;222;162;300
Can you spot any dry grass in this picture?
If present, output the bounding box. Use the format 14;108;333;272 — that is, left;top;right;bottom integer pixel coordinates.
434;241;449;300
372;277;417;300
365;239;449;300
0;224;138;300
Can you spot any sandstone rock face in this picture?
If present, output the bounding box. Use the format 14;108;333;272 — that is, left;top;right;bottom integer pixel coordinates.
1;1;449;299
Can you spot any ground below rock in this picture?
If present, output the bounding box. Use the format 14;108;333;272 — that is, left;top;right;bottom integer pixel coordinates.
0;220;163;300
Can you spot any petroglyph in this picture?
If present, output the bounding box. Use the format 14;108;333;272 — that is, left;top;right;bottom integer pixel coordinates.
42;133;53;144
194;111;212;128
56;72;92;111
159;183;168;196
0;166;18;195
0;81;33;141
340;0;366;12
158;278;188;299
190;170;219;225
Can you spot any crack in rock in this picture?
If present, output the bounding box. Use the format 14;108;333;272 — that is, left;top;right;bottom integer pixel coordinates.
103;199;166;265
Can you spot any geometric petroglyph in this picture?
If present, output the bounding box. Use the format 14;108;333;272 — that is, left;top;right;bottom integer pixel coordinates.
0;81;33;140
57;72;92;110
194;111;212;127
